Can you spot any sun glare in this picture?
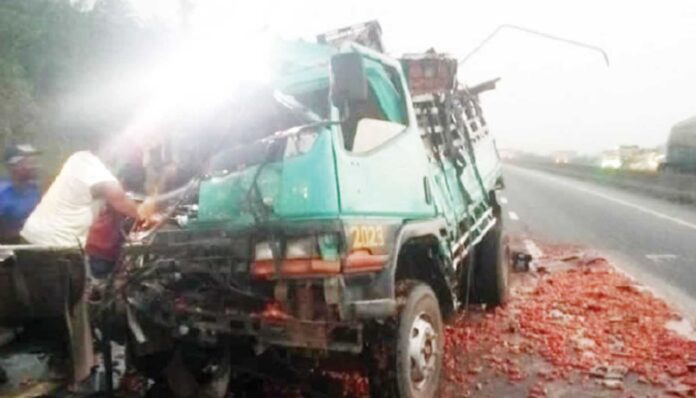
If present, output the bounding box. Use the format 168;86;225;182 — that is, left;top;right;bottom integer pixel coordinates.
116;2;273;151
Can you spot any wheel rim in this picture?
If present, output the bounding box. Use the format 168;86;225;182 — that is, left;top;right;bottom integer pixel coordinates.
408;311;438;391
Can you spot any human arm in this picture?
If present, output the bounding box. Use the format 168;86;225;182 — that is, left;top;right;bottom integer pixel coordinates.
74;152;148;220
91;181;140;219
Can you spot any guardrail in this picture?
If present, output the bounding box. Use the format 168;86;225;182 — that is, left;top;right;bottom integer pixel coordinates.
508;160;696;204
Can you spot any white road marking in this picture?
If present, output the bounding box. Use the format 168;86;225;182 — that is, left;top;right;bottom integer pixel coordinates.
519;167;696;232
523;239;544;259
645;254;678;262
508;211;519;221
499;196;508;204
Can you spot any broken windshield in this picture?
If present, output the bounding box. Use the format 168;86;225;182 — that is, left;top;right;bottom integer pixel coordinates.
207;121;335;177
203;87;330;176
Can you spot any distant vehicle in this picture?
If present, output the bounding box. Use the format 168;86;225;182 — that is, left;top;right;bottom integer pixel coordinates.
118;21;507;397
662;116;696;173
551;150;577;164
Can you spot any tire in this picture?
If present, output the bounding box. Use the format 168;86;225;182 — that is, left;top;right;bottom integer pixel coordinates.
368;281;444;398
471;197;509;306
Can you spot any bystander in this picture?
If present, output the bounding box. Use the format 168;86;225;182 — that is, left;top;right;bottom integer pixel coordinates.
0;144;40;244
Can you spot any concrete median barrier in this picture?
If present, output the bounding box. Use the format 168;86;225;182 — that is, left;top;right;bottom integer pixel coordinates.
508;160;696;204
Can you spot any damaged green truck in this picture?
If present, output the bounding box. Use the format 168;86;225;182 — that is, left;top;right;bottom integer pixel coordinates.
123;23;507;397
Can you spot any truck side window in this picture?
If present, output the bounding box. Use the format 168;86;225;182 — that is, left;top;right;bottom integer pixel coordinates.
342;64;408;151
384;66;409;125
351;118;405;153
341;87;387;150
342;87;406;152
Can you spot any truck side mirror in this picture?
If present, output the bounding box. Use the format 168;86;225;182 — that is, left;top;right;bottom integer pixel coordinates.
330;53;368;108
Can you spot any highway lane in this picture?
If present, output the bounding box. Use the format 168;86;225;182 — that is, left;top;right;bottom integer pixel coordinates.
500;163;696;316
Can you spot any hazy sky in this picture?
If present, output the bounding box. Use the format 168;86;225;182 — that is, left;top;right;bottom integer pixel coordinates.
129;0;696;154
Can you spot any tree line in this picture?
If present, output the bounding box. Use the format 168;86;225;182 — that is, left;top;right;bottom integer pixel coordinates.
0;0;176;174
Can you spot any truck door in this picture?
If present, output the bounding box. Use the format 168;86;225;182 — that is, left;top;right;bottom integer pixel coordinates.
333;57;435;218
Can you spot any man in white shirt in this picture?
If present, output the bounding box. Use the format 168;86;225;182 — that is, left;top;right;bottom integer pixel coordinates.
21;150;146;246
19;148;153;388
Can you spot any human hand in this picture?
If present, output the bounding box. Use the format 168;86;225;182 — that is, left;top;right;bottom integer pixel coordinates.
129;213;165;242
137;197;157;221
139;212;164;230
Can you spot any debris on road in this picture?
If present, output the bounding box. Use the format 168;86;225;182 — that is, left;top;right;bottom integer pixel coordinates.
688;361;696;372
440;239;696;397
512;251;533;272
588;364;627;380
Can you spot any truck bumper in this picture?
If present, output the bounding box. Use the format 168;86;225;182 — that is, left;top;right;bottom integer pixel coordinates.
163;297;397;354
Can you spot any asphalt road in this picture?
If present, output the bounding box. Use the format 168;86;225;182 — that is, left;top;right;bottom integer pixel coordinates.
500;163;696;317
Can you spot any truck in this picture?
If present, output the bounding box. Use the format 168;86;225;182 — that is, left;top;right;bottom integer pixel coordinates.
663;116;696;173
117;22;507;397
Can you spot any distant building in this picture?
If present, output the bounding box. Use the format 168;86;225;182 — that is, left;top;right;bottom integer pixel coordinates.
599;149;621;169
599;146;663;171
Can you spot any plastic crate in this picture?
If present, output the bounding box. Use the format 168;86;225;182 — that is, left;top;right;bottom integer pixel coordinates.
401;53;458;96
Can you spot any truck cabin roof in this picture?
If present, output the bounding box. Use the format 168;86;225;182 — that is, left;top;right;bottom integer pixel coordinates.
271;39;407;125
669;116;696;148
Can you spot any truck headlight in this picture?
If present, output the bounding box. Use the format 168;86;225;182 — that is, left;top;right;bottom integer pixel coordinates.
285;237;316;259
254;241;274;261
251;234;341;279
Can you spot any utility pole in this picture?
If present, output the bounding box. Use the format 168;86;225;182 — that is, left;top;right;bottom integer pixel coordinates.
459;24;609;67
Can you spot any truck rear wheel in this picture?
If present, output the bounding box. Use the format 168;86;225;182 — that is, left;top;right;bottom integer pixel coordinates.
471;202;509;306
368;281;443;398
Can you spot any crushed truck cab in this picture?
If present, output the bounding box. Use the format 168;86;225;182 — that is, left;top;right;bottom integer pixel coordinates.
121;22;506;397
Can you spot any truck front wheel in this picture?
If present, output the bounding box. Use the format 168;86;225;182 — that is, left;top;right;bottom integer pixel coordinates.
368;282;443;398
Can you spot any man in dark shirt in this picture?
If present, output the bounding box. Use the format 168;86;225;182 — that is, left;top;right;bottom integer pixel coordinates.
86;162;146;280
0;144;40;244
0;144;40;384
